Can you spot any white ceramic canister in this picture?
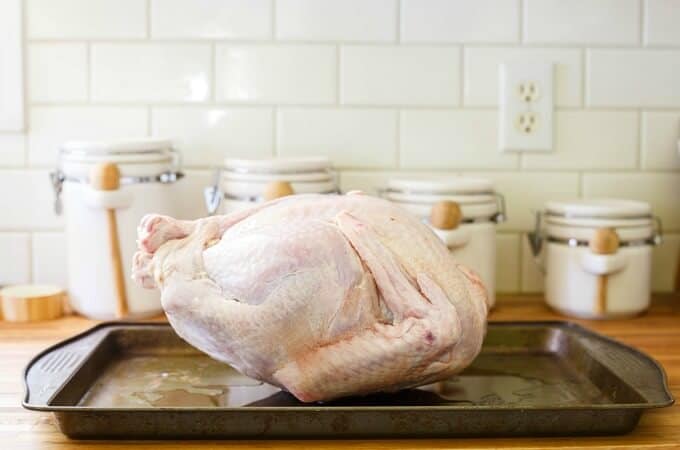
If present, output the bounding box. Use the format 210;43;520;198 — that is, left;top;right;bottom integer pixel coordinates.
204;157;338;214
50;138;184;319
528;199;663;319
384;178;506;308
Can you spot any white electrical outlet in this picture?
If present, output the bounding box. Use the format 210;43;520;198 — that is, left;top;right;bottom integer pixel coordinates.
499;62;554;152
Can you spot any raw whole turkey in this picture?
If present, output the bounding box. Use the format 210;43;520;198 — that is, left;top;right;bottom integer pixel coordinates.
132;192;488;402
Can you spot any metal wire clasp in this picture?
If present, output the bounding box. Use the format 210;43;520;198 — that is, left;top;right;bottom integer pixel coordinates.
50;170;66;215
204;168;222;215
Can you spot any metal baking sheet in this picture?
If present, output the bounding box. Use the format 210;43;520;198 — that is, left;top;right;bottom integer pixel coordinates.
22;321;673;439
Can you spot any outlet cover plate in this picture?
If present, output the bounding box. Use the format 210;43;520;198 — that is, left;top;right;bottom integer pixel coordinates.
499;61;554;152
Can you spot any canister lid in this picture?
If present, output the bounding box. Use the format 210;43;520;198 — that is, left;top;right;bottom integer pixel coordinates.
62;138;172;155
544;198;656;243
223;157;332;174
61;138;174;164
387;177;494;195
385;177;500;221
545;199;651;219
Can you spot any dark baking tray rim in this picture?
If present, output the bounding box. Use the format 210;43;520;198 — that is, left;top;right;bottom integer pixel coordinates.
22;320;674;413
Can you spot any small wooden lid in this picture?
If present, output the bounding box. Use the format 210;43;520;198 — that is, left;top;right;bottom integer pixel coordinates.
263;180;294;201
430;201;462;230
589;228;620;255
0;285;65;322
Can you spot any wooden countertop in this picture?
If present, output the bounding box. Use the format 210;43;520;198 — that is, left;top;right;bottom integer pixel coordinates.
2;295;679;450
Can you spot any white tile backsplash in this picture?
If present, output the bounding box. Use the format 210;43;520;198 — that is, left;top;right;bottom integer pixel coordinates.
32;232;67;286
92;44;212;102
470;172;580;231
28;106;148;166
401;0;519;43
0;233;31;285
0;134;25;166
0;170;62;230
27;0;146;39
278;108;397;168
152;107;274;167
341;46;460;106
216;44;336;104
522;111;639;169
642;111;680;170
1;0;676;292
151;0;272;40
29;44;88;103
587;50;680;107
464;47;582;107
644;0;680;46
524;0;640;45
400;110;518;169
276;0;396;42
582;173;680;230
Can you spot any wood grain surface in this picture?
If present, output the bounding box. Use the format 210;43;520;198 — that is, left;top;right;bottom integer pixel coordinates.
1;295;679;450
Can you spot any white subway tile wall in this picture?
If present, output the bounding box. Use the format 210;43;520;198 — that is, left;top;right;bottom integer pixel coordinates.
523;0;640;45
216;44;336;104
92;44;212;102
152;107;274;167
400;110;518;169
521;111;639;169
401;0;520;44
278;108;397;168
341;46;460;106
28;106;148;166
587;50;680;107
1;0;678;294
276;0;397;42
644;0;680;46
29;43;88;102
151;0;272;40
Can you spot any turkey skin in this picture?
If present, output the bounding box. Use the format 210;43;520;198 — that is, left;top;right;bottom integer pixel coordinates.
132;193;488;402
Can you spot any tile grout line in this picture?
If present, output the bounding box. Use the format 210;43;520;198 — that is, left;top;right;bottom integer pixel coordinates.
146;0;152;39
519;0;525;43
396;0;401;43
25;38;680;50
271;0;276;39
640;0;645;47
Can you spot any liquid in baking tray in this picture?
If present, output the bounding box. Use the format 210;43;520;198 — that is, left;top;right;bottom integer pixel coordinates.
77;350;609;408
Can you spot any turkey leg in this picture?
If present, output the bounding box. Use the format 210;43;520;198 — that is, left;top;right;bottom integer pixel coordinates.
271;211;462;402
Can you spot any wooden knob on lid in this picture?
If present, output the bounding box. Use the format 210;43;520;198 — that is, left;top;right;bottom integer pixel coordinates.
90;162;121;191
589;228;620;255
430;201;462;230
263;180;294;201
0;285;64;322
